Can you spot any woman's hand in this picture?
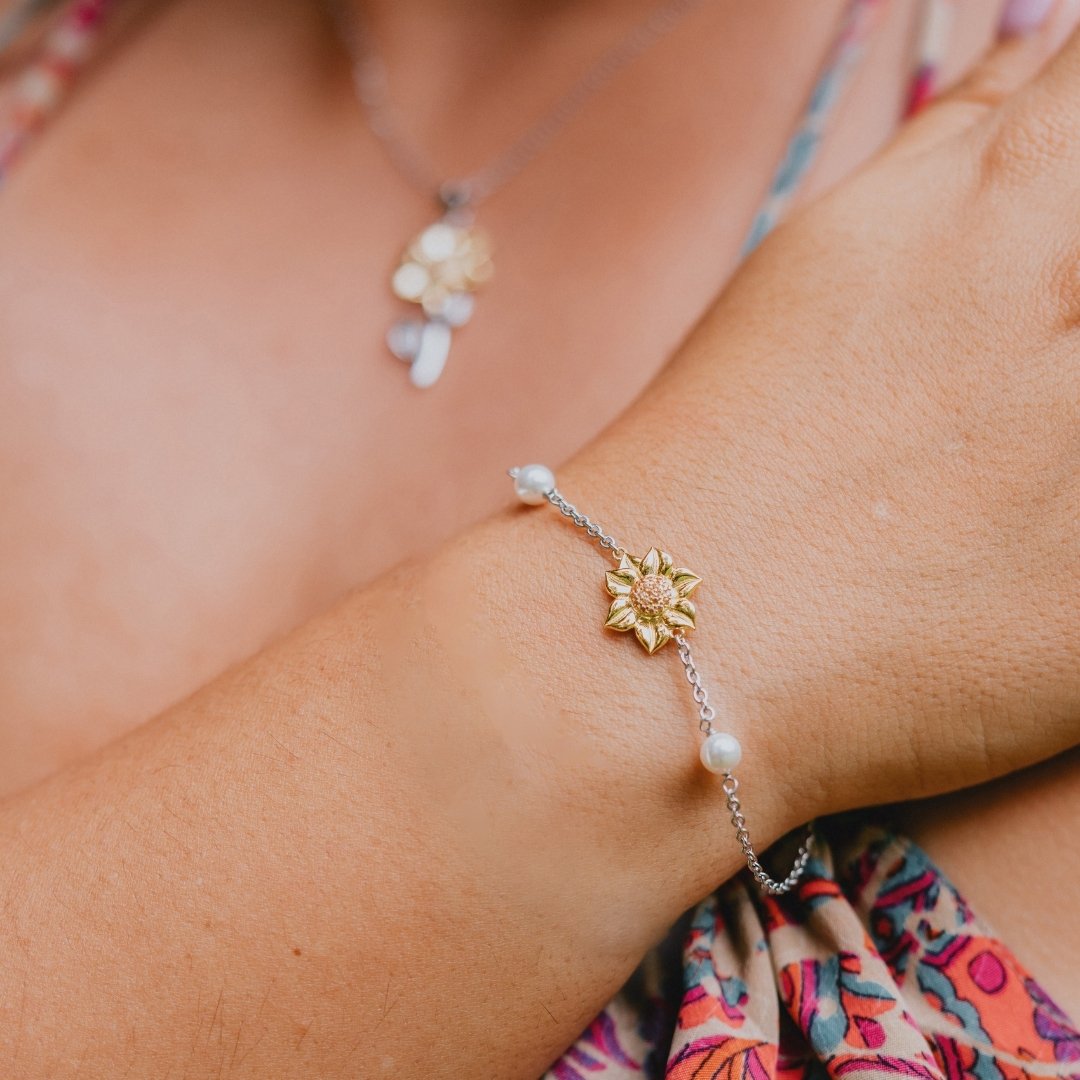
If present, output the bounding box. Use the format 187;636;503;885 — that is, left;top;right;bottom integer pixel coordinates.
563;6;1080;851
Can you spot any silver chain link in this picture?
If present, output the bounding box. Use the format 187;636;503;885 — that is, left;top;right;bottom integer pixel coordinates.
675;632;717;735
510;468;814;895
544;489;627;561
674;631;813;895
721;776;815;896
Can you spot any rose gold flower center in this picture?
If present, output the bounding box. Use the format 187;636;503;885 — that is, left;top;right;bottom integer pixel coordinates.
630;574;675;618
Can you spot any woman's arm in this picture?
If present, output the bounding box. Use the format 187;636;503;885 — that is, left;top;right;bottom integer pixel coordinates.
2;12;1080;1077
0;508;801;1077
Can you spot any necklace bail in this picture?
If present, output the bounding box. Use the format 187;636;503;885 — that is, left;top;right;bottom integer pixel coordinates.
438;181;473;213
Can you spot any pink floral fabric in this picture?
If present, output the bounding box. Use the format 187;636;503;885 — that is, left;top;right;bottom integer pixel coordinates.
546;824;1079;1080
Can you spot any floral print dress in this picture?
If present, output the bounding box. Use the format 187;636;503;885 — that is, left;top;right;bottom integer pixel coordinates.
546;824;1079;1080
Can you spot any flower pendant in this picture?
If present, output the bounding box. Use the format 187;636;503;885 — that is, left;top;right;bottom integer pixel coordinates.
386;218;494;389
604;548;701;654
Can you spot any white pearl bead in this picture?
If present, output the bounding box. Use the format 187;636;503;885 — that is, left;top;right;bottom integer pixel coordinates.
391;261;430;302
700;732;742;774
514;464;555;505
418;222;459;262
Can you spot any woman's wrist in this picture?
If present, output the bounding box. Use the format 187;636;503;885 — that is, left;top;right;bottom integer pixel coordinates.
438;455;820;919
547;318;901;855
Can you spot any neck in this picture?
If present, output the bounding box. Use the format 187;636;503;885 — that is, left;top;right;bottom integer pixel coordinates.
328;0;707;176
323;0;854;194
355;0;660;25
343;0;681;75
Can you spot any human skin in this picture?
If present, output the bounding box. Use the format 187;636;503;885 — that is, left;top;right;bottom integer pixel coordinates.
0;8;1079;1076
14;6;1074;994
0;0;1002;793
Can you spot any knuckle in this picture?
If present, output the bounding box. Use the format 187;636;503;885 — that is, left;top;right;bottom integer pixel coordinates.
976;106;1076;189
955;64;1018;114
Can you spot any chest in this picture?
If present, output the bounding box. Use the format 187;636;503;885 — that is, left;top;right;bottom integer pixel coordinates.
0;0;943;791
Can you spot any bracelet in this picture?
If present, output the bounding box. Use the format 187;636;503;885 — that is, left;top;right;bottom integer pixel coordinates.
509;463;814;896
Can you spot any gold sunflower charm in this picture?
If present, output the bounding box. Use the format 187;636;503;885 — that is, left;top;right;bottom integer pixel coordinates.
604;547;701;654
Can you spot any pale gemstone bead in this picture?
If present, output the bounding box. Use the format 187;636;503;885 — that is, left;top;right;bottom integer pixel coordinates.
700;732;742;774
514;464;555;505
442;291;475;327
420;284;451;318
392;262;430;302
418;222;459;262
408;321;452;389
386;318;423;361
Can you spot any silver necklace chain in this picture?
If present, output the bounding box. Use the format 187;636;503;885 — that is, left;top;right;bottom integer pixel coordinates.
329;0;710;209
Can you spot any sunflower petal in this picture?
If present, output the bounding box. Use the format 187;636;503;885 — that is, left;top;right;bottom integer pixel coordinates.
605;567;638;596
672;569;702;597
657;550;674;577
634;621;659;652
664;599;696;629
634;621;673;653
605;597;637;631
641;548;662;576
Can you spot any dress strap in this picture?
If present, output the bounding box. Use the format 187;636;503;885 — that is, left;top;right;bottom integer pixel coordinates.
906;0;955;116
0;0;954;218
741;0;954;257
0;0;112;184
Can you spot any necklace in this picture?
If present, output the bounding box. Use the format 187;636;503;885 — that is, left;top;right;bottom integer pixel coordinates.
328;0;710;389
0;0;113;182
0;0;938;392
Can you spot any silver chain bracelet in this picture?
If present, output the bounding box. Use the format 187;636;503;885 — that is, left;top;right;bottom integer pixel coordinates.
509;464;814;896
